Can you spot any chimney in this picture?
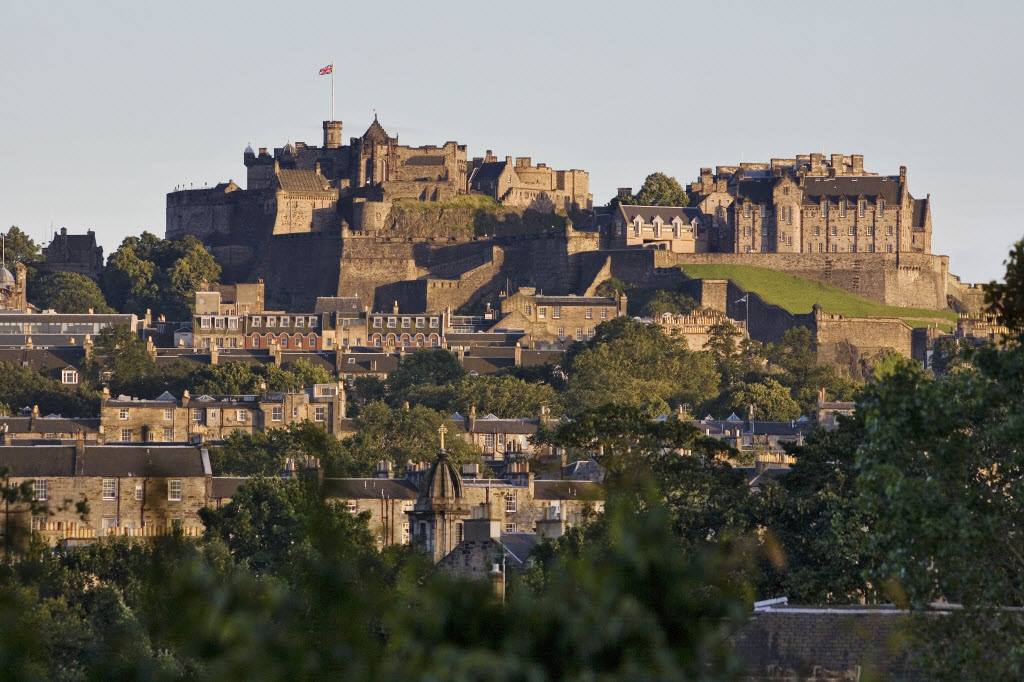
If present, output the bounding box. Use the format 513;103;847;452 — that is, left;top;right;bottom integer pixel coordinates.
74;429;86;462
464;502;501;541
392;300;399;315
830;154;845;173
83;334;93;360
209;342;219;366
504;156;513;166
0;423;8;445
145;336;156;360
514;341;522;367
490;562;505;603
181;389;190;407
468;404;477;431
535;506;566;540
851;154;864;174
375;460;393;478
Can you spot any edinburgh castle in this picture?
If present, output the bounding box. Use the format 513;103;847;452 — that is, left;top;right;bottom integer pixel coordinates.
166;116;981;318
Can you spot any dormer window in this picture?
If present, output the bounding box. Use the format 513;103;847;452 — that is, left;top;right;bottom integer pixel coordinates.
839;199;846;217
652;217;663;237
858;200;866;218
633;217;642;237
877;199;885;214
821;200;828;218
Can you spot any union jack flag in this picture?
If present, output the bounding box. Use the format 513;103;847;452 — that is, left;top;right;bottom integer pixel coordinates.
319;64;333;76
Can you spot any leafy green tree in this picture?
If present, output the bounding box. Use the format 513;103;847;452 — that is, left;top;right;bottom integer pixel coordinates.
1;226;40;264
384;349;465;410
565;317;719;415
641;289;698;317
726;378;802;421
343;401;478;468
86;326;157;394
454;374;560;418
633;172;689;207
0;362;98;416
594;276;630;298
28;271;113;313
985;238;1024;335
101;232;220;319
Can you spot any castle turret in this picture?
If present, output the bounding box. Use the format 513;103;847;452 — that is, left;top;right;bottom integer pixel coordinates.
323;120;343;149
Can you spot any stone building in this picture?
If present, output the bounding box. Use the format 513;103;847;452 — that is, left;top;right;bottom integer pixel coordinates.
686;153;932;255
654;309;747;350
469;152;591;214
38;228;105;281
314;296;366;349
449;405;557;461
0;440;211;544
612;205;701;252
0;261;28;311
166;116;469;241
0;311;137;347
367;306;449;349
0;413;100;444
193;282;265;349
492;287;626;347
99;383;348;443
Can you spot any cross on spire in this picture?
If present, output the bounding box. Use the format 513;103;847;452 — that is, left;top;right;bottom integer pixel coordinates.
438;423;448;451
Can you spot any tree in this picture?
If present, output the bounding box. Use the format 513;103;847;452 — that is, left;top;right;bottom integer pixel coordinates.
640;289;698;317
383;349;465;410
86;327;157;394
454;375;560;418
725;378;802;421
986;238;1024;336
343;401;478;468
0;362;97;417
101;233;220;319
594;276;630;298
564;317;719;415
28;271;113;313
633;172;689;207
1;226;40;264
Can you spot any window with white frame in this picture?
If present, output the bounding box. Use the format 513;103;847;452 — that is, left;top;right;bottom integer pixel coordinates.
62;368;78;384
295;317;304;328
373;317;383;328
200;317;211;329
402;522;410;544
236;410;248;423
227;317;238;330
167;479;183;502
575;328;583;341
483;433;495;451
415;317;425;328
266;316;276;327
214;317;224;329
120;429;132;442
429;317;439;328
314;406;326;422
552;306;561;319
345;500;357;513
252;316;262;327
504;522;517;534
387;317;397;328
585;307;592;319
118;408;129;420
272;406;283;422
135;484;144;501
601;308;609;319
102;478;117;500
280;316;290;327
191;409;203;423
163;408;173;420
33;479;48;502
163;427;174;441
505;491;517;513
101;517;117;534
308;316;317;328
538;307;546;319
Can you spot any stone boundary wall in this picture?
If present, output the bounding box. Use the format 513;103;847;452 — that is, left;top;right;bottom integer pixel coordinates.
650;251;951;310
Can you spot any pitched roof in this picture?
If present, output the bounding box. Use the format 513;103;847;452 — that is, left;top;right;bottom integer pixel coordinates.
618;204;699;224
276;169;332;193
322;478;419;500
0;417;100;435
532;480;603;501
0;444;210;477
734;179;776;204
314;296;362;315
802;176;900;204
469;162;507;190
362;116;391;144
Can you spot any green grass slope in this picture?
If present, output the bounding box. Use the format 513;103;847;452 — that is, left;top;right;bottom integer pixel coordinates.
679;263;957;328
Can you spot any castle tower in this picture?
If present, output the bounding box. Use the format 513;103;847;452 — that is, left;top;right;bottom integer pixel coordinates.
323;120;343;149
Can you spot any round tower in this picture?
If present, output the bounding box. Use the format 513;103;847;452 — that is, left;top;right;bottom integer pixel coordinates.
323;120;343;149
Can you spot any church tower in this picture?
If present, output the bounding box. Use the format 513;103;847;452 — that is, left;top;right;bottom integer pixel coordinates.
409;426;469;562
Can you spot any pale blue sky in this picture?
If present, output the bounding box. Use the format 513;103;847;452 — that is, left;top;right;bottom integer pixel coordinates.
1;0;1021;282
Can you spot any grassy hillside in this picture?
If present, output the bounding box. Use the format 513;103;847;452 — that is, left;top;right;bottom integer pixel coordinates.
679;263;957;328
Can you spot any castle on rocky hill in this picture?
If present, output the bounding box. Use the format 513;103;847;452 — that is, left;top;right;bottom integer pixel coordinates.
164;117;976;320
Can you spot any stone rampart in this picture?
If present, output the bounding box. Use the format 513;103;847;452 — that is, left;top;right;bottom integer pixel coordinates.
650;251;950;310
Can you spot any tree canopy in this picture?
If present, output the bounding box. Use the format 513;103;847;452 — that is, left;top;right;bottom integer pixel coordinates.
632;172;689;207
29;271;113;313
1;226;40;264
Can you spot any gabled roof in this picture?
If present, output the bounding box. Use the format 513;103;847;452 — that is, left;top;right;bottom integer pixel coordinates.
0;444;210;477
802;176;900;204
314;296;362;315
322;478;419;500
618;204;698;224
276;169;332;193
469;162;508;190
533;480;603;501
362;116;390;144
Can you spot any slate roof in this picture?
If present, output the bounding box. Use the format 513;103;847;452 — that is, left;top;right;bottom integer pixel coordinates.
618;204;700;224
276;169;332;193
0;417;100;435
469;162;507;191
466;416;539;434
734;179;776;204
362;117;391;144
211;476;247;499
533;296;616;306
322;478;419;500
532;480;603;501
314;296;362;315
0;444;210;478
802;176;900;204
0;348;86;371
500;533;540;564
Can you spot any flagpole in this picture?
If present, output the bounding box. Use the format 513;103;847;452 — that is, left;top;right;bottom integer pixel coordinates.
330;59;335;121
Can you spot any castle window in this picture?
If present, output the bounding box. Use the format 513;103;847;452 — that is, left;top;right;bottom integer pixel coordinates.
818;243;824;253
858;201;866;218
840;200;846;217
821;201;828;218
830;226;838;236
887;226;894;236
869;244;876;253
877;199;885;214
557;327;565;339
831;244;838;253
505;492;517;513
585;307;592;319
743;227;750;237
743;203;751;218
814;226;820;236
782;187;789;196
33;480;48;502
850;245;856;252
887;244;893;253
786;206;793;225
525;304;532;316
601;308;609;319
135;484;145;501
848;225;855;236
